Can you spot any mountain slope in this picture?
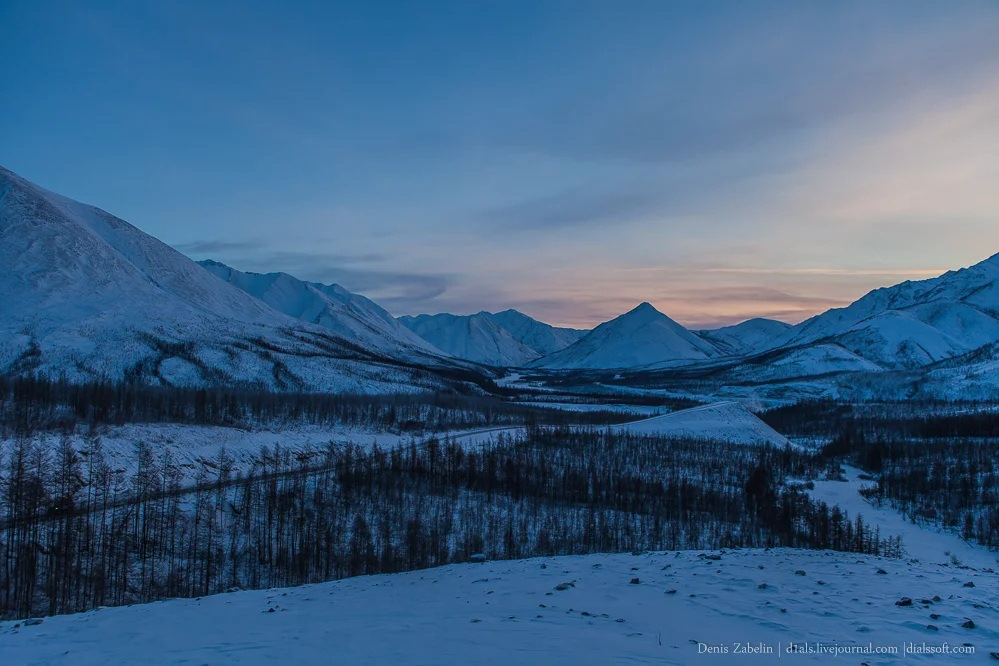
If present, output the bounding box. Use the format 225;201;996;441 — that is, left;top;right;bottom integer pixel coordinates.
0;166;477;392
772;254;999;368
199;260;446;360
398;310;585;367
696;318;792;355
487;309;587;356
399;312;539;366
532;302;721;370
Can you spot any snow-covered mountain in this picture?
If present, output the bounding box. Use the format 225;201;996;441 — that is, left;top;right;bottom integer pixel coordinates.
399;312;540;367
696;318;792;355
536;255;999;384
399;310;585;367
532;302;721;370
487;309;587;356
199;260;447;360
772;253;999;368
0;166;475;392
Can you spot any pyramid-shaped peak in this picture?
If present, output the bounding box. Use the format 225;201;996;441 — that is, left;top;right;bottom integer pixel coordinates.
619;301;674;325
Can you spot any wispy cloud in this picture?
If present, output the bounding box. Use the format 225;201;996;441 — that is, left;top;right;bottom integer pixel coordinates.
477;188;665;231
613;266;950;277
172;239;268;254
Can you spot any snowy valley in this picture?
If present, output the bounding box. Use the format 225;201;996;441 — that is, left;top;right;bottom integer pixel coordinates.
2;167;999;664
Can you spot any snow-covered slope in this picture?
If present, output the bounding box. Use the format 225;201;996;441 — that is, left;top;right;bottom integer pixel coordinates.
200;260;447;360
399;310;582;367
533;303;721;370
6;548;995;665
774;253;999;368
697;318;792;355
487;309;586;356
614;401;790;447
0;166;474;392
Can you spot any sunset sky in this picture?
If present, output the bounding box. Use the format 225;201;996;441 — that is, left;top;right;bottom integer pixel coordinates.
3;1;998;328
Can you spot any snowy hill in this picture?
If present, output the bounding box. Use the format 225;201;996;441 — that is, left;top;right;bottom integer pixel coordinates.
0;166;477;392
6;547;995;665
399;310;583;367
774;253;999;369
697;318;791;355
200;260;447;360
533;302;721;370
614;401;790;447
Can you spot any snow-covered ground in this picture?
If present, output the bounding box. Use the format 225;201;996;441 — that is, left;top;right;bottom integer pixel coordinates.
3;546;995;665
5;409;999;664
0;422;534;483
515;401;667;415
0;401;769;483
0;423;408;479
613;401;791;447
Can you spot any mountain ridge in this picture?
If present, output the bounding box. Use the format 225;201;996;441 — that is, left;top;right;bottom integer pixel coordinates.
532;302;721;370
398;311;573;367
770;253;999;368
199;260;447;361
0;165;478;392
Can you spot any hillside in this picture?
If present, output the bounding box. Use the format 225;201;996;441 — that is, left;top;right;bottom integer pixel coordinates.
697;318;792;355
614;401;790;447
398;309;583;367
533;303;721;370
775;254;999;368
200;260;446;361
400;312;540;366
5;547;993;664
0;166;478;392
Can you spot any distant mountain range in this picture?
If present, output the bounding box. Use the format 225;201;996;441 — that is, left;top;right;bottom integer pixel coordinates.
398;311;585;366
201;260;442;359
4;165;999;400
397;304;791;370
768;256;999;368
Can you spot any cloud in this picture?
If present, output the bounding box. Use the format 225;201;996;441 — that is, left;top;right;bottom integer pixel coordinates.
488;5;999;166
172;239;268;254
477;187;666;231
175;242;386;265
615;266;950;278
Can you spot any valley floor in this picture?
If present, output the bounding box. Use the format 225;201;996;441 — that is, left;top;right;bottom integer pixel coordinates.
3;409;997;664
3;471;997;665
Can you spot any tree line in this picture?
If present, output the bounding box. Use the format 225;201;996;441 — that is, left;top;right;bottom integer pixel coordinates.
0;427;898;619
0;374;648;436
822;431;999;549
762;400;999;550
762;399;999;439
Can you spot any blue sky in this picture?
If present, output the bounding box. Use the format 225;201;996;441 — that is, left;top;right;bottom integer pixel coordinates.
2;1;998;327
